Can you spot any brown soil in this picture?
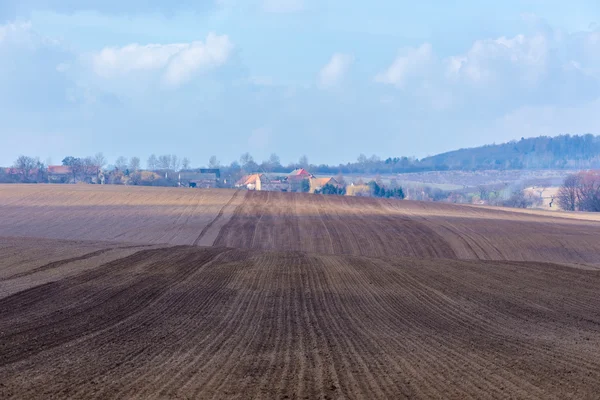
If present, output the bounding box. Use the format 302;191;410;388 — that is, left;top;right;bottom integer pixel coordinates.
215;191;600;264
2;186;599;264
0;185;240;246
1;185;600;399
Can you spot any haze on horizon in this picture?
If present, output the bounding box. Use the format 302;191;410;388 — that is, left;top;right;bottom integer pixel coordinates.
1;0;599;167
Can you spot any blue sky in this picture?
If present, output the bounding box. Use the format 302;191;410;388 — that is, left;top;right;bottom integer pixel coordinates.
1;0;599;167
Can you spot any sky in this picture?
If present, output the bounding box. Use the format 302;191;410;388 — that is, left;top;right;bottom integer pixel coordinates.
1;0;599;167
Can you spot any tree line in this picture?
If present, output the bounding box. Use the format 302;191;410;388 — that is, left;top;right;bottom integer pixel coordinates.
4;134;600;183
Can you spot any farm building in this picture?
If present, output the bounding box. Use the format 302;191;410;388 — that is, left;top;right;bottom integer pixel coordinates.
261;177;290;192
237;169;324;192
181;169;220;188
236;174;268;191
289;168;312;179
309;177;340;194
288;168;313;192
47;165;72;183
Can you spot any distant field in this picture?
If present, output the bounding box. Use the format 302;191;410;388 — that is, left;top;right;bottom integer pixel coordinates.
1;185;600;264
393;169;574;188
0;185;242;246
1;184;600;399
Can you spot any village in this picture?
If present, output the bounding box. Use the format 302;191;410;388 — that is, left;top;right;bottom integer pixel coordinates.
7;158;582;208
2;161;408;200
233;169;342;194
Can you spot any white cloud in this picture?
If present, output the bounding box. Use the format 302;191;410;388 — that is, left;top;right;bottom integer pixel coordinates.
0;21;32;43
262;0;304;13
375;43;433;88
318;53;353;88
375;27;600;111
446;34;549;85
90;33;233;86
91;44;182;77
164;34;233;86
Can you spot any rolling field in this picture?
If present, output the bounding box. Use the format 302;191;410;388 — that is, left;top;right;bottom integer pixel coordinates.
0;185;243;246
1;184;600;399
2;185;600;264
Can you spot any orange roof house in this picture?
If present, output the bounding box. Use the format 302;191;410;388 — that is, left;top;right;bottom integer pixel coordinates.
309;177;339;194
236;174;267;191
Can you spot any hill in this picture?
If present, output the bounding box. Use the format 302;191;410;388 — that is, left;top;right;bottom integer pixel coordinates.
1;185;600;264
420;134;600;171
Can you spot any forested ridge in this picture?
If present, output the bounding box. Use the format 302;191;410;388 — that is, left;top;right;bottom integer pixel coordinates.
419;134;600;171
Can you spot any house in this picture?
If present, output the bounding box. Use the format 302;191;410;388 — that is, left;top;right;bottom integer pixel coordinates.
47;166;72;183
261;177;290;192
288;168;313;192
188;175;218;188
309;177;340;194
289;168;312;179
236;174;267;191
180;169;220;188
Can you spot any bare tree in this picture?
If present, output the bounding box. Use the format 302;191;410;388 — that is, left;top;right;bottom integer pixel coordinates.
578;171;600;212
13;155;38;182
170;155;181;171
147;154;158;170
181;157;191;170
157;155;171;170
369;154;381;163
81;157;99;181
209;156;220;169
34;159;48;182
299;155;309;169
93;153;107;170
240;153;254;168
268;153;281;171
535;186;547;199
477;185;489;201
114;156;129;171
502;189;534;209
557;174;580;211
357;154;368;166
129;157;141;172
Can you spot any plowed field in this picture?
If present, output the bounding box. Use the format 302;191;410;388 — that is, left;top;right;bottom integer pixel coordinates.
2;185;600;264
1;184;600;399
0;185;242;246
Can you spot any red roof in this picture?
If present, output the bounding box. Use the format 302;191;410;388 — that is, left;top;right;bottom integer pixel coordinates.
289;168;311;177
48;165;71;174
